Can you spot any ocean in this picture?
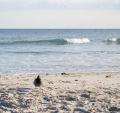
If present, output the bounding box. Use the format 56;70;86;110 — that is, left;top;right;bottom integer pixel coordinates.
0;29;120;74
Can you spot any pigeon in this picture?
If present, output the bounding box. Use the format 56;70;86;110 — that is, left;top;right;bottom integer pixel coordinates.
34;75;42;87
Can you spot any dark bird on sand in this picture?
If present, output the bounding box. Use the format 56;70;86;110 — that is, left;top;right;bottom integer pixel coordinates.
34;75;42;87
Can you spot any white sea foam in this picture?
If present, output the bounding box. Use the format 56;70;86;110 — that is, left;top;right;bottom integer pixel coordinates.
108;38;117;42
65;38;90;44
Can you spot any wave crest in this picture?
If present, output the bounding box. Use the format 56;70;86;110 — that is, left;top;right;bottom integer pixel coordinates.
0;38;90;45
105;38;120;44
65;38;90;44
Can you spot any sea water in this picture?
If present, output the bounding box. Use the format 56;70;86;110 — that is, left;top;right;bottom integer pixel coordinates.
0;29;120;74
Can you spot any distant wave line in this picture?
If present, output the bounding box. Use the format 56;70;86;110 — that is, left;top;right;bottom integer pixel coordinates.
6;50;120;55
1;37;120;45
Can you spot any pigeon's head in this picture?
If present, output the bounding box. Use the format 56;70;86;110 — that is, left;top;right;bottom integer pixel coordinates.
37;75;40;78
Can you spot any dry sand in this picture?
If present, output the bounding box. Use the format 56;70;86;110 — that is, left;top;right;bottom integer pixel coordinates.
0;72;120;113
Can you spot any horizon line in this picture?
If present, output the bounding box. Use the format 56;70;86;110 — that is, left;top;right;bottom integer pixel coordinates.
0;28;120;30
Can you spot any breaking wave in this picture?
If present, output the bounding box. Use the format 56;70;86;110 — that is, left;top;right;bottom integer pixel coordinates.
0;38;90;45
105;38;120;44
65;38;90;44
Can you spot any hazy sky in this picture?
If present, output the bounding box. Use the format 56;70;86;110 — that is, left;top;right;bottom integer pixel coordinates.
0;0;120;28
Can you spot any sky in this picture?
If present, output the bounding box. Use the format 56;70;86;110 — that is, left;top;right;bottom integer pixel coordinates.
0;0;120;29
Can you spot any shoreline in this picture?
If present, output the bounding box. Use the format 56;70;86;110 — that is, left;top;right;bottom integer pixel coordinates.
1;70;120;75
0;72;120;112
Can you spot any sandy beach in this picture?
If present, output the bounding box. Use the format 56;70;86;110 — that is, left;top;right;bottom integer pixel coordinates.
0;72;120;113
